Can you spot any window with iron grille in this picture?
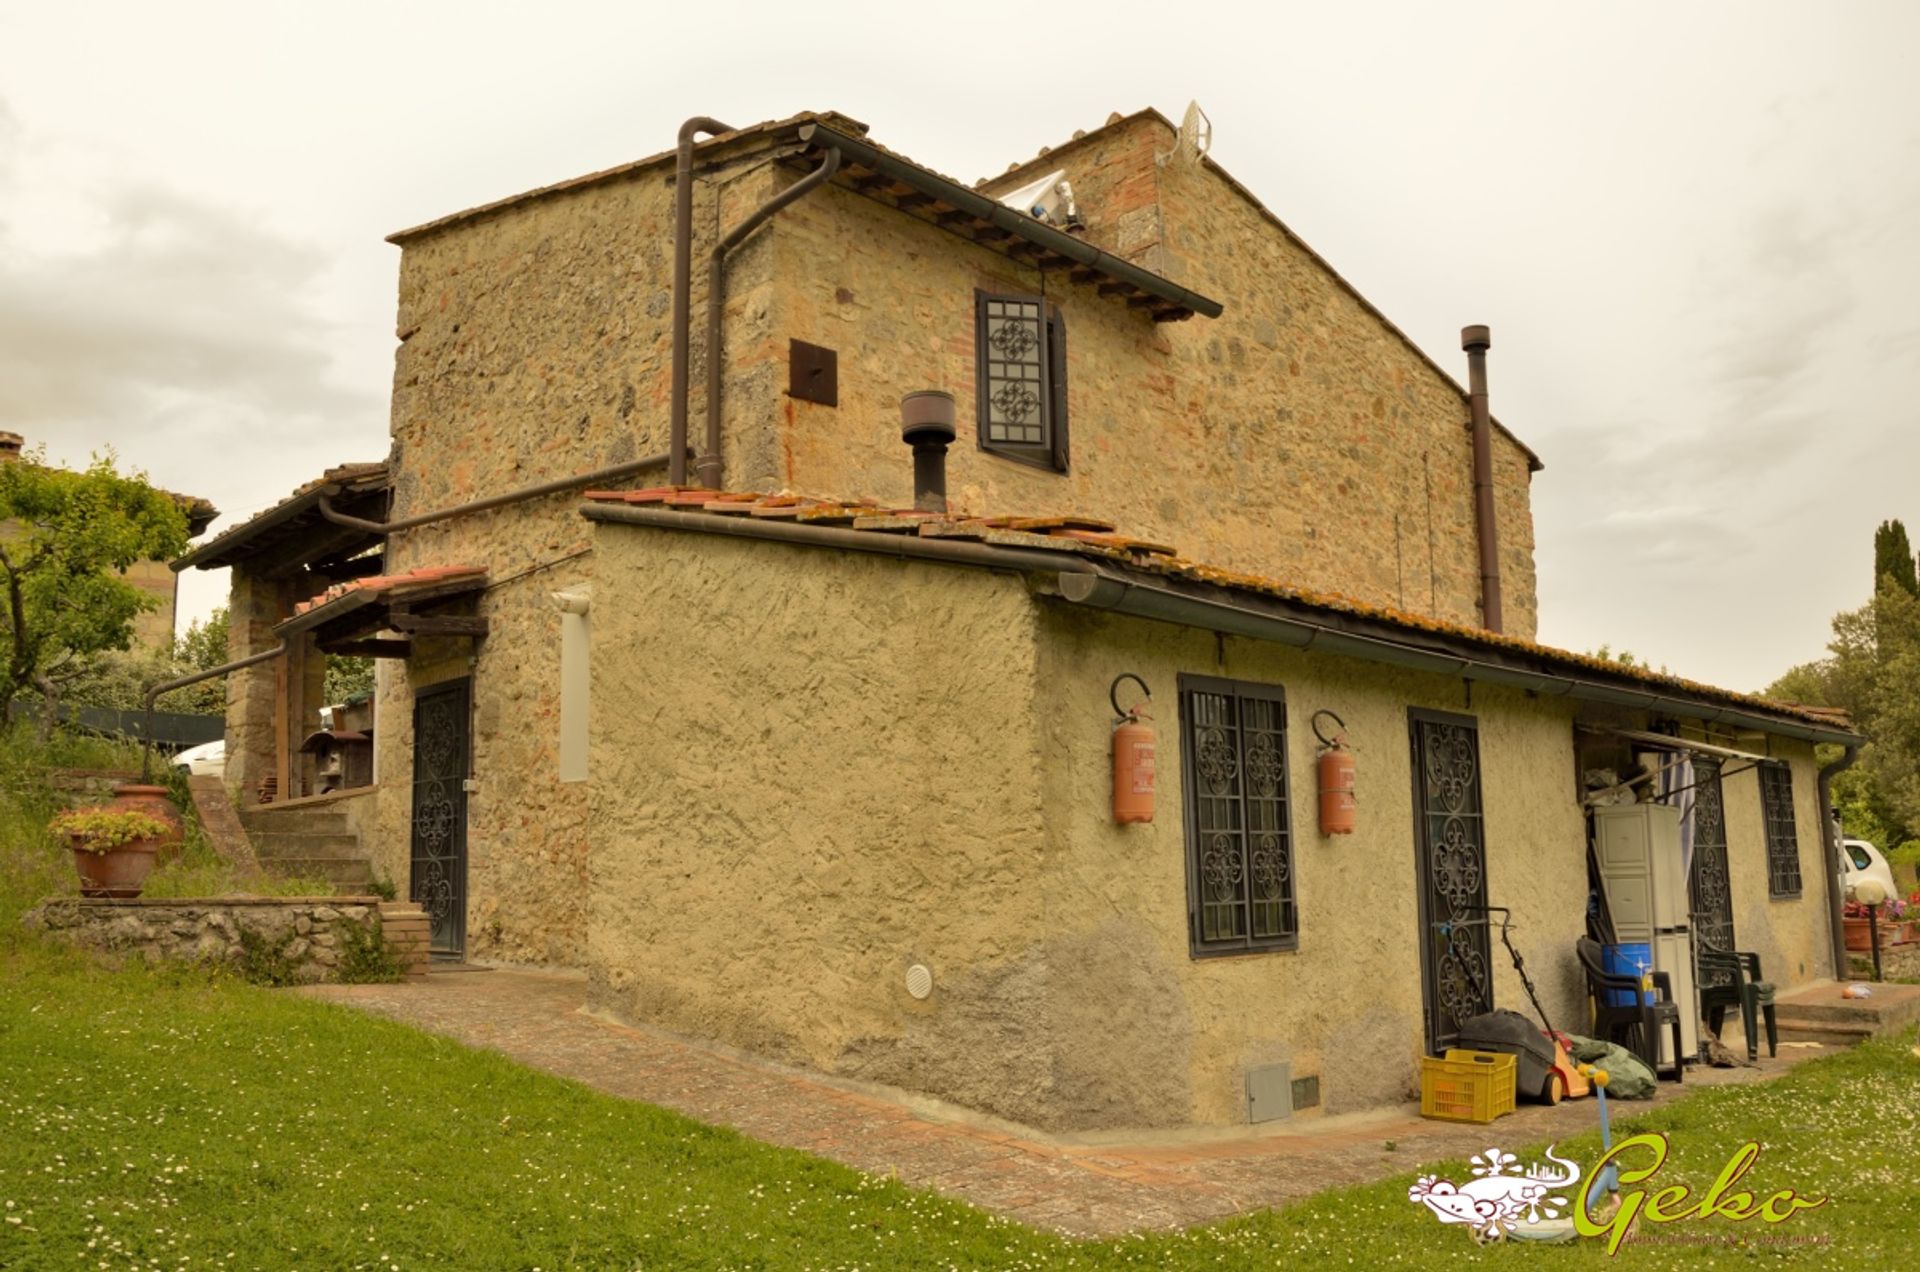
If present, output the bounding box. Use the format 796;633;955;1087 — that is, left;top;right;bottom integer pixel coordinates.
975;291;1068;471
1178;675;1297;956
1759;761;1802;899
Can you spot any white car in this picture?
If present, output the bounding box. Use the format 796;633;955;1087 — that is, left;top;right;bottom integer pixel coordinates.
1841;837;1900;902
171;738;226;778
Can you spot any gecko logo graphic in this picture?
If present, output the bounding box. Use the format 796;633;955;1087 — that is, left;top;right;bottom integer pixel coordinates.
1408;1145;1581;1240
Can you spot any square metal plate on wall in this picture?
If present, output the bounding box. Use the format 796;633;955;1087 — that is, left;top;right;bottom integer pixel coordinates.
1246;1062;1292;1124
788;339;837;406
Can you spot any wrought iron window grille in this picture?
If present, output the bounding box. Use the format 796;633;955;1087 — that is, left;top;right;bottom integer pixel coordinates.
1178;675;1297;956
974;290;1068;472
1759;761;1803;899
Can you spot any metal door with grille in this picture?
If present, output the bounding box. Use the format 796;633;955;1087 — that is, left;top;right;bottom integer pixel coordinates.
1411;710;1492;1054
1688;757;1736;986
410;679;471;960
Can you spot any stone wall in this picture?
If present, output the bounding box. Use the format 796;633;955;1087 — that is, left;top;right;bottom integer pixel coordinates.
582;515;1836;1132
367;146;794;965
23;897;429;983
47;769;139;809
225;568;329;805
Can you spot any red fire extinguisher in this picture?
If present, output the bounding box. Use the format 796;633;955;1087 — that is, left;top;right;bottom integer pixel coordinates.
1312;709;1355;835
1110;673;1155;824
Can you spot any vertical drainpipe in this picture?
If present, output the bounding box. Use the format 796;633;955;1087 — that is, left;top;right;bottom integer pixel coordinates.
1817;745;1861;977
670;117;733;487
1462;325;1504;634
695;146;843;490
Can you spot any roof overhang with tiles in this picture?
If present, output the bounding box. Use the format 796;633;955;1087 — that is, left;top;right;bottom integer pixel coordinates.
580;488;1860;748
273;565;487;656
385;111;1220;323
174;463;391;577
792;122;1222;323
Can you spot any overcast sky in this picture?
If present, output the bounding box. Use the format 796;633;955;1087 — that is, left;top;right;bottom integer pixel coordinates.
3;2;1915;692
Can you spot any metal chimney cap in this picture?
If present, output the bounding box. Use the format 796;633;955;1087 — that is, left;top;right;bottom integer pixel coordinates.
900;390;956;444
1461;325;1491;352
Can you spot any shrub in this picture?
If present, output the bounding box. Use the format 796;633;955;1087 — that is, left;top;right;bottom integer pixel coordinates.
234;925;299;988
336;916;404;984
47;808;171;854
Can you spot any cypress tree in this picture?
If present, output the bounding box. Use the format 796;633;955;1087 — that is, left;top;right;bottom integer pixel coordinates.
1874;519;1918;596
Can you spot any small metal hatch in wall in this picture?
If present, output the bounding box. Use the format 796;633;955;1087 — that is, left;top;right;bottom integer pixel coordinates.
1246;1062;1292;1123
787;339;837;406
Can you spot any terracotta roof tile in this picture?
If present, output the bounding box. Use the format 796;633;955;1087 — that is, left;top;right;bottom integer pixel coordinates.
291;564;485;617
577;484;1835;731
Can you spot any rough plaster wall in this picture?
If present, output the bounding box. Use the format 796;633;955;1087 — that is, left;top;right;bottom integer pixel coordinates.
1032;607;1586;1128
980;115;1540;638
1718;745;1832;985
586;526;1066;1126
370;155;786;964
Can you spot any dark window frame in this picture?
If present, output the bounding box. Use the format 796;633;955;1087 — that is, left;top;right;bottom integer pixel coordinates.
973;289;1069;473
1177;674;1298;958
1759;761;1803;899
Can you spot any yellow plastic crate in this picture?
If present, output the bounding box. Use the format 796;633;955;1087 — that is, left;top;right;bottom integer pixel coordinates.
1419;1048;1517;1123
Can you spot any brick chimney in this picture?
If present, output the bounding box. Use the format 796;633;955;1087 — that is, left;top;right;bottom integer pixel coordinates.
0;432;21;462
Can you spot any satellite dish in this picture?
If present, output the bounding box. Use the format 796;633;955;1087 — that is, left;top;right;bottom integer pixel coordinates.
1158;100;1212;169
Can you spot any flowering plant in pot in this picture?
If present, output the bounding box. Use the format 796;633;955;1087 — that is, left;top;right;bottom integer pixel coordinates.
49;807;173;898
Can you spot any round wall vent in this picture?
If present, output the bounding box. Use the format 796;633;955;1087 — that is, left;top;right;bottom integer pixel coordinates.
905;963;934;1000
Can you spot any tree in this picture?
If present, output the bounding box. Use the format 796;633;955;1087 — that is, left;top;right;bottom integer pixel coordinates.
1765;582;1920;845
324;655;375;705
1874;519;1917;596
174;608;230;671
0;448;189;712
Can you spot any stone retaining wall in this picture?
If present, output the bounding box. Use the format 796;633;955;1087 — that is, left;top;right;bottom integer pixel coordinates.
47;769;141;809
23;897;430;984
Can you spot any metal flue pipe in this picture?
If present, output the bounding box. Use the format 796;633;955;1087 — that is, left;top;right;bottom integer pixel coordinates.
1462;325;1504;634
695;145;842;489
669;116;733;485
139;642;288;782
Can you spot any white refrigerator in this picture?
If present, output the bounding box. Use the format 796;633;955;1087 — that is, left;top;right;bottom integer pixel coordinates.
1593;804;1698;1067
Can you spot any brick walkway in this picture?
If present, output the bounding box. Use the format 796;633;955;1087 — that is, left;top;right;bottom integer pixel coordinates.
301;969;1834;1237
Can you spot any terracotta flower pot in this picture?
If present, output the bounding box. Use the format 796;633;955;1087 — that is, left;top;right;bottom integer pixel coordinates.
110;784;184;865
69;836;161;898
1842;916;1877;951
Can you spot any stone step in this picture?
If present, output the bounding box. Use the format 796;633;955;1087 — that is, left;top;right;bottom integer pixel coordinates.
1776;1020;1877;1046
251;831;363;859
241;809;352;837
260;856;374;886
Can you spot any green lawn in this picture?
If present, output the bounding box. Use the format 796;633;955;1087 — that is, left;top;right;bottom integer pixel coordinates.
2;940;1914;1270
4;727;1916;1268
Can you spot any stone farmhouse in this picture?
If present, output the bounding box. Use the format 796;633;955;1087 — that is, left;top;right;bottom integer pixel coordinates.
174;108;1861;1132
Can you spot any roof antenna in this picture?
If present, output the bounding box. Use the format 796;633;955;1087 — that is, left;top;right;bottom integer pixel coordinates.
1157;101;1212;169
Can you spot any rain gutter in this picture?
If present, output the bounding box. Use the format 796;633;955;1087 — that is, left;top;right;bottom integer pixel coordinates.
139;642;289;782
317;452;669;537
1052;571;1861;745
579;503;1862;750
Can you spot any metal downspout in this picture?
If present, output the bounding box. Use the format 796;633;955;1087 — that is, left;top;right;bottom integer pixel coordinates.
670;116;732;486
1462;326;1504;633
1817;744;1862;977
316;452;670;536
140;642;289;782
695;146;842;489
